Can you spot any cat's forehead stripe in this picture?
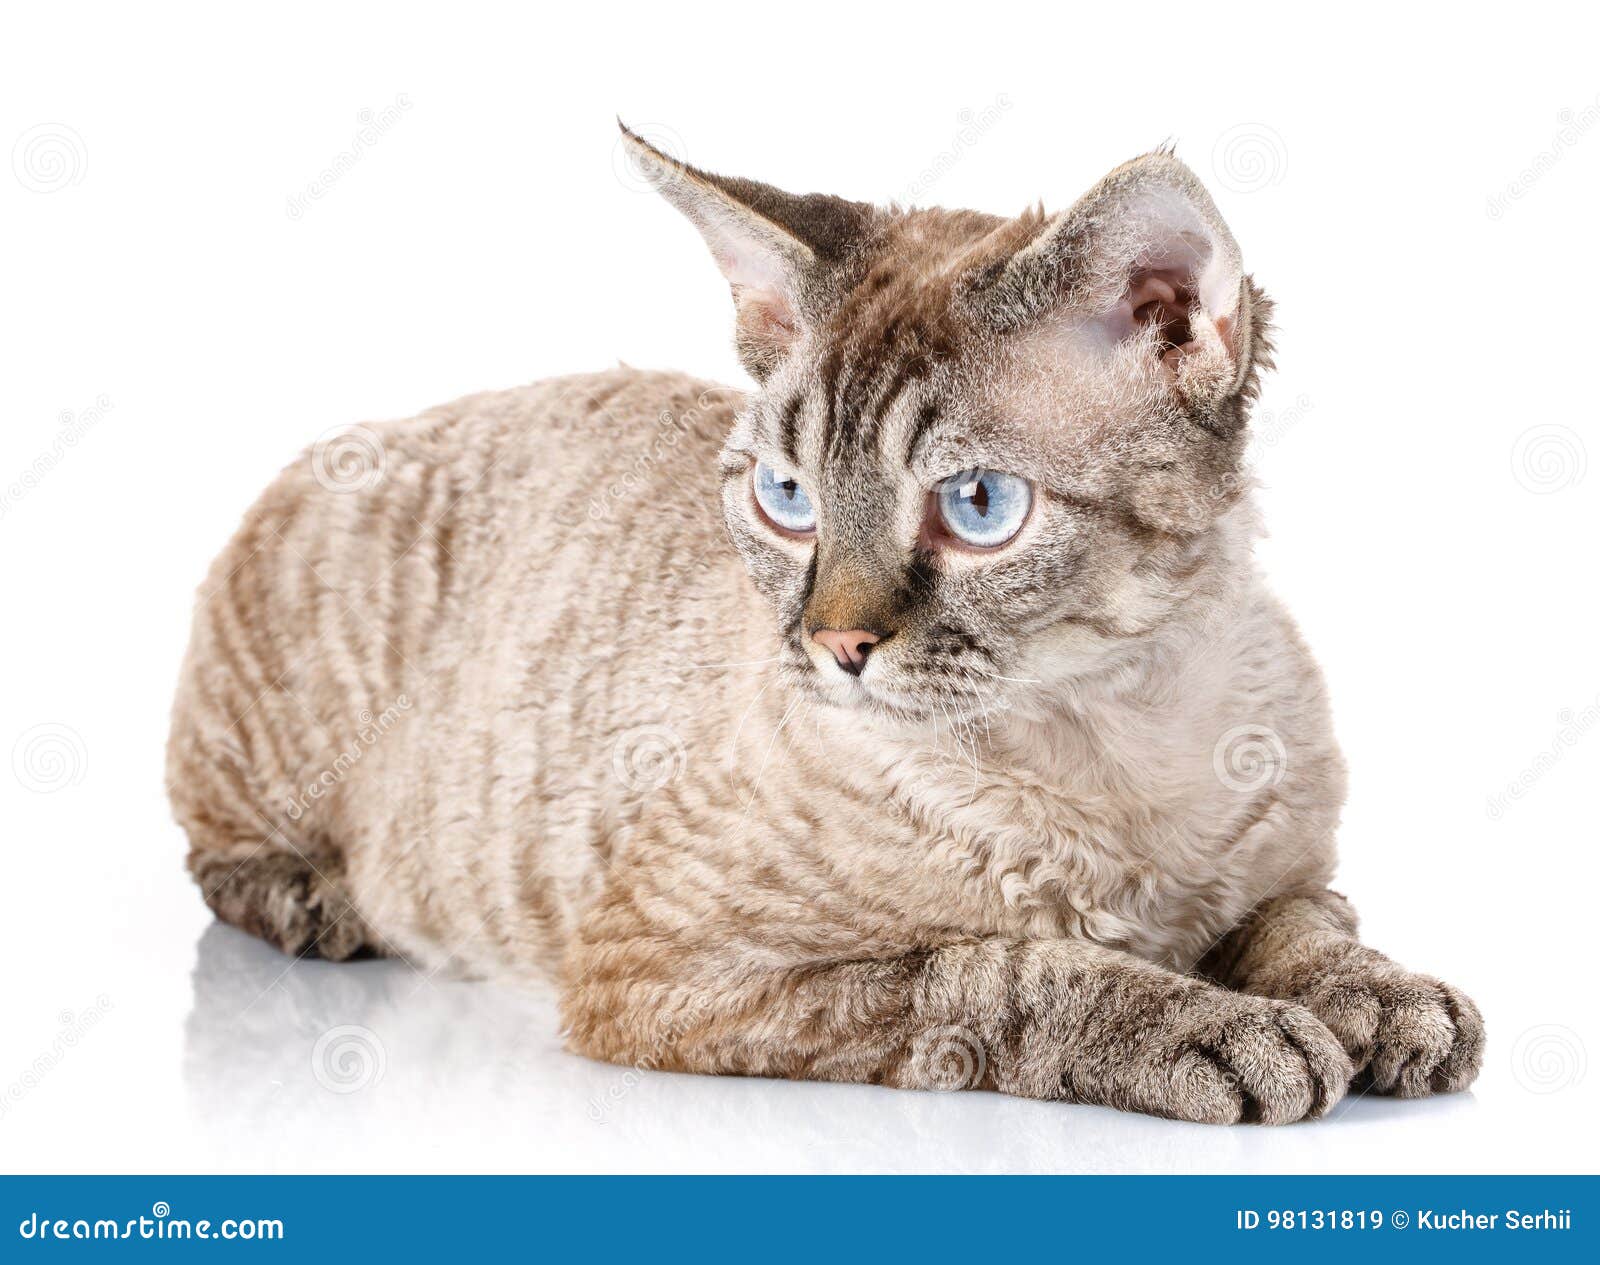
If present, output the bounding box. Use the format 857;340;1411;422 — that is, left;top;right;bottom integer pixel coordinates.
815;341;946;471
778;392;803;465
904;401;940;464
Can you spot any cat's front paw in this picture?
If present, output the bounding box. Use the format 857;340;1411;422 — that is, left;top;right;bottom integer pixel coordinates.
1170;994;1353;1124
1298;961;1484;1097
1080;988;1351;1125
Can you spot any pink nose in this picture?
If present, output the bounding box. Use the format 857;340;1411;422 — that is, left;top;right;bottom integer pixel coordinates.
811;628;882;676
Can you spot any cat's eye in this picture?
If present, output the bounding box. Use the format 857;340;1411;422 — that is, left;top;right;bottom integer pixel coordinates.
934;468;1032;549
752;461;817;536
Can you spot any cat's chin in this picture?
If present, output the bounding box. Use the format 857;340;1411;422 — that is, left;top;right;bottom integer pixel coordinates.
802;672;976;728
780;651;1007;728
803;672;887;713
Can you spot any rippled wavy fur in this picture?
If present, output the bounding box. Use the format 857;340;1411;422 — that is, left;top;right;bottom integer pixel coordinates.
166;127;1481;1123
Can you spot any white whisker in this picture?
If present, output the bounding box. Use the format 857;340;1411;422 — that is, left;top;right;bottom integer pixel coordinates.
726;666;780;778
739;690;806;811
969;666;1042;686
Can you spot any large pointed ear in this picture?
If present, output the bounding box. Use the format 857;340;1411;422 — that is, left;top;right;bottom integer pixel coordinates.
968;149;1270;423
618;122;876;380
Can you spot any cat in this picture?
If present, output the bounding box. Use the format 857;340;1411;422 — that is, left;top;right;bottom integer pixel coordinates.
165;123;1483;1124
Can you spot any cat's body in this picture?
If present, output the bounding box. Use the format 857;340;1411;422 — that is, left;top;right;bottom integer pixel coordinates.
167;130;1482;1123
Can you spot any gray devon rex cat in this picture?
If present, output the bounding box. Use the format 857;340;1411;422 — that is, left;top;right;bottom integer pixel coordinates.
167;124;1483;1124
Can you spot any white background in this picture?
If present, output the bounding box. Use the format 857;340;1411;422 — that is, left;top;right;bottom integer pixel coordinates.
3;1;1597;1173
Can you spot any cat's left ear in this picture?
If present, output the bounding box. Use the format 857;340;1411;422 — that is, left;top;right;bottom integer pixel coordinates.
970;149;1270;416
619;123;875;381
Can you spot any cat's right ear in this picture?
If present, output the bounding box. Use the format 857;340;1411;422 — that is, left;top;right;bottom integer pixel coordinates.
618;122;874;380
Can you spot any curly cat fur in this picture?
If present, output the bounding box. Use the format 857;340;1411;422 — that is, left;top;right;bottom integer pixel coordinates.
165;129;1482;1123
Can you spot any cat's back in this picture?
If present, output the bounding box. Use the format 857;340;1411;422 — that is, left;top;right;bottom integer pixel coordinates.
167;366;751;972
171;363;741;717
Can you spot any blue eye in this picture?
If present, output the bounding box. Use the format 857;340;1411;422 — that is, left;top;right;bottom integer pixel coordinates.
935;468;1032;548
752;461;816;535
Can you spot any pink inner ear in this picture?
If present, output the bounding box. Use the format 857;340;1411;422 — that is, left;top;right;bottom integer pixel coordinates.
733;285;799;343
1106;268;1236;373
713;233;802;350
1123;269;1194;347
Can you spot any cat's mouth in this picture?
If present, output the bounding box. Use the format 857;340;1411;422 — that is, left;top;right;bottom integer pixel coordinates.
789;649;892;708
798;658;964;724
788;635;999;724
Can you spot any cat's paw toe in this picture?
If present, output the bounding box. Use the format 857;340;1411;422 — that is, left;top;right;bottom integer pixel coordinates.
1308;967;1483;1097
1172;998;1351;1125
1426;981;1486;1094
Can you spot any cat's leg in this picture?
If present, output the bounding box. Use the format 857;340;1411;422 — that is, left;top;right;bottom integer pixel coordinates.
562;937;1352;1124
1200;889;1483;1097
185;833;377;962
171;729;376;961
168;611;381;963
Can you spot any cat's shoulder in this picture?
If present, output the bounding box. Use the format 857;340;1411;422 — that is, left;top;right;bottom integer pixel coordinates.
412;366;744;436
345;367;745;482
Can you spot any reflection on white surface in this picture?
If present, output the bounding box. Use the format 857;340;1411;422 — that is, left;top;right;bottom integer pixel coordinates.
179;923;1485;1175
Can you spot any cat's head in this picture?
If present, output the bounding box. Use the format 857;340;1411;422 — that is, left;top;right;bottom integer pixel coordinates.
623;123;1273;725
